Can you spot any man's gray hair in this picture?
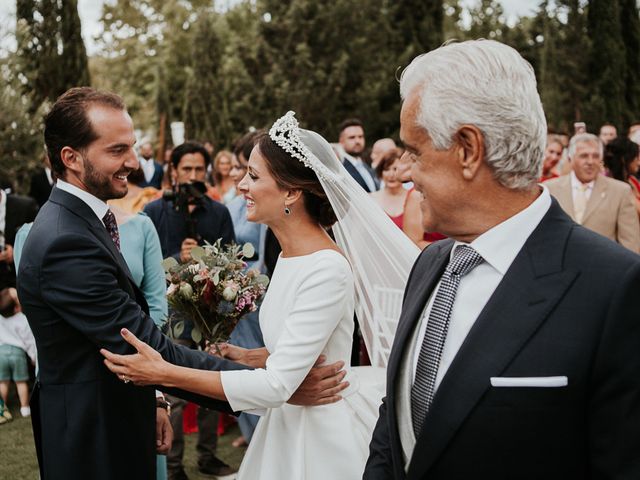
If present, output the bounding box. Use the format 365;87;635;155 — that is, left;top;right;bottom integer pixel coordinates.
399;40;547;189
568;133;603;159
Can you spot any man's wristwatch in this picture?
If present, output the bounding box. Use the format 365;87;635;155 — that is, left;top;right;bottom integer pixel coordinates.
156;398;171;416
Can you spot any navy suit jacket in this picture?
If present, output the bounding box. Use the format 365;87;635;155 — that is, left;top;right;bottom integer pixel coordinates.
144;196;235;262
17;187;247;480
139;161;164;189
364;199;640;479
342;157;379;192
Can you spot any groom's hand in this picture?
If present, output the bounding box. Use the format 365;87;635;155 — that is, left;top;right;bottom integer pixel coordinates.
288;356;349;406
156;406;173;454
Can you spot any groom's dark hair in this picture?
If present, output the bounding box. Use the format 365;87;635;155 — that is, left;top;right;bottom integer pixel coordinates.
44;87;126;179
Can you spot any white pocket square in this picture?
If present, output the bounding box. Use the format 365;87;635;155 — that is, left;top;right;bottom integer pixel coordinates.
490;376;568;388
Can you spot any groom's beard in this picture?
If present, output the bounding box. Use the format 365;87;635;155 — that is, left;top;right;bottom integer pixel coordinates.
82;155;129;201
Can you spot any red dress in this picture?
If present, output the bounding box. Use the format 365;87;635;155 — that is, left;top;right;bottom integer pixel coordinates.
405;187;447;242
539;172;559;183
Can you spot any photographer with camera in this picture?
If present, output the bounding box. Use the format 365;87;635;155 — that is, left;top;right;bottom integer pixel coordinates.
144;141;236;480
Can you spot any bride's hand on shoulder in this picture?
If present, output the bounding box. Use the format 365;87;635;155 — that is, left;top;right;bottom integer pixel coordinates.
100;328;169;386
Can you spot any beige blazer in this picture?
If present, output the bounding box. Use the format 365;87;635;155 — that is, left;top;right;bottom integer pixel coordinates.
546;174;640;253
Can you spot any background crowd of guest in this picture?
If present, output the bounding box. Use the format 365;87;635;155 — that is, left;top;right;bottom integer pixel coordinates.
2;116;640;478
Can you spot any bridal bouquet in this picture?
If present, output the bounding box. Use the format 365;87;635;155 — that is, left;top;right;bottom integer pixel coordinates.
162;240;269;344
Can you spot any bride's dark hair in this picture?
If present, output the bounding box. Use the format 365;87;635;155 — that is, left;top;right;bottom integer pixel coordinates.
256;132;337;228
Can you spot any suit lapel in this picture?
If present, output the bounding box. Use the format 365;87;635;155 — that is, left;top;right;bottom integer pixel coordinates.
388;242;452;382
48;188;138;289
407;201;579;478
552;175;575;220
581;175;606;224
386;241;452;471
342;158;370;192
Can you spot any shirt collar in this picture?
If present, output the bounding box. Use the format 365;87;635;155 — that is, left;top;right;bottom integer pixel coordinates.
139;156;153;165
343;152;363;164
453;185;552;275
56;179;109;224
570;171;595;190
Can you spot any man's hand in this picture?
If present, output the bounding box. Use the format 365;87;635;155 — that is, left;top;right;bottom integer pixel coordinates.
179;238;198;263
0;245;13;264
208;343;269;369
156;406;173;454
288;356;349;406
396;155;413;183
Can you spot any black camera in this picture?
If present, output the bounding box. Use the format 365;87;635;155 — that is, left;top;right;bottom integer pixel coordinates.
162;181;207;206
162;181;207;241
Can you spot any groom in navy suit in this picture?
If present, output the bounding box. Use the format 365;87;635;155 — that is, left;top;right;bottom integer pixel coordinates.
17;87;344;480
364;40;640;479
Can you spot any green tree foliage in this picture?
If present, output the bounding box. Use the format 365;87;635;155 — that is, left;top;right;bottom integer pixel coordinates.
16;0;90;112
619;0;640;126
255;0;442;141
0;56;45;192
9;0;640;196
538;2;567;130
584;0;626;129
466;0;508;41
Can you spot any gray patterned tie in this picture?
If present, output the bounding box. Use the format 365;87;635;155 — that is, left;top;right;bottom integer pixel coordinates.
411;244;484;437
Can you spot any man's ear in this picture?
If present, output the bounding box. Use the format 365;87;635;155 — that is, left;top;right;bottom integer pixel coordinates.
454;125;485;181
60;147;82;175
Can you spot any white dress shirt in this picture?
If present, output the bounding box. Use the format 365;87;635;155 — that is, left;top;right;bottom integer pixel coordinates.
44;167;53;186
139;157;156;183
343;153;377;192
570;171;595;202
411;186;552;392
56;180;109;227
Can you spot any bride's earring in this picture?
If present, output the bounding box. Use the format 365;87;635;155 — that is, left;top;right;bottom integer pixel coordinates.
284;204;291;215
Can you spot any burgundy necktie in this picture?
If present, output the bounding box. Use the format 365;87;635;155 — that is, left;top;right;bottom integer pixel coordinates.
102;209;121;251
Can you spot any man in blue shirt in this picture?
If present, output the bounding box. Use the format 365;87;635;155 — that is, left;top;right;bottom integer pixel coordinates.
144;141;236;480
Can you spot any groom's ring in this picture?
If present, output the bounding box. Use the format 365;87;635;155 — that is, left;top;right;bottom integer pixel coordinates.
121;375;131;384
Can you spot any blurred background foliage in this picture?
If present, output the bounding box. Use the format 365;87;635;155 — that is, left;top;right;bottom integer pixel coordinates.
1;0;640;194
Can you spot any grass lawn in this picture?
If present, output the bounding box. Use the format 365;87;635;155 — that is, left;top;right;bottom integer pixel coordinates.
1;384;246;479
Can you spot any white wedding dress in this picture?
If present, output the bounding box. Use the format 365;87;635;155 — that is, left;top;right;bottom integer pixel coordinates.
220;249;383;479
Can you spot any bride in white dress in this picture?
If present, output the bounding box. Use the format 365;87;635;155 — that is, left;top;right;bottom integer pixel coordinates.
102;112;419;479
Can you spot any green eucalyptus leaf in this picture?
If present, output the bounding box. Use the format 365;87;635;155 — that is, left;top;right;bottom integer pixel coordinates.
242;243;255;258
162;257;179;272
255;274;270;286
191;327;202;344
190;246;205;262
173;321;185;338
